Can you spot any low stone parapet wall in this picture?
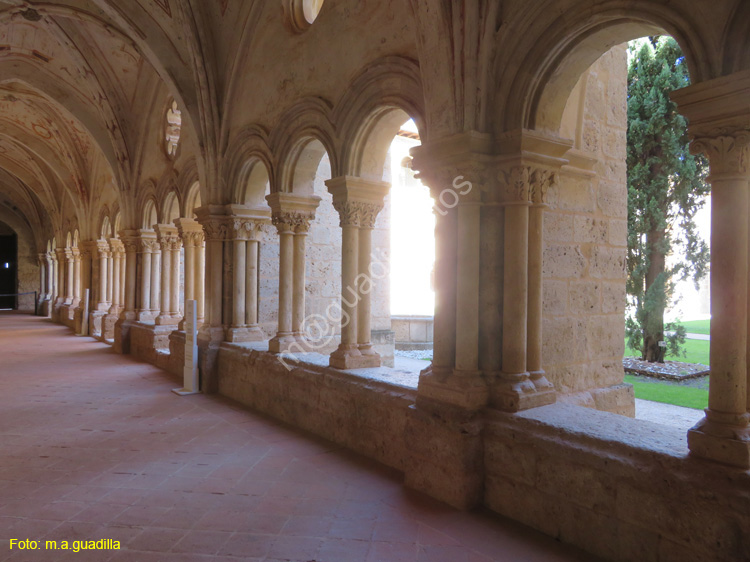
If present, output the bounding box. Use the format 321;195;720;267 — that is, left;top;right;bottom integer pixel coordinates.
217;344;416;471
484;404;750;562
392;316;433;349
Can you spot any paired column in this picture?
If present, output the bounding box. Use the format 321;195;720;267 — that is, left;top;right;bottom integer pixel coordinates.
326;177;388;370
95;241;111;312
72;247;82;308
38;254;47;305
226;216;267;343
119;233;138;322
64;248;75;305
108;240;125;316
136;231;158;322
266;194;320;354
176;219;206;328
155;225;182;326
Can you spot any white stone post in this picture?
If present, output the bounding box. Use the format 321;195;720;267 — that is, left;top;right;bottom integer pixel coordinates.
173;300;200;396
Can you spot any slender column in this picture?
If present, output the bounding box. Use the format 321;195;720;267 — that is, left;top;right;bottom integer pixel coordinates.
138;236;153;322
46;253;54;300
246;238;260;328
64;249;74;305
527;172;555;394
38;255;46;302
155;225;179;326
170;240;181;318
72;248;81;307
233;235;247;328
268;217;296;352
122;236;137;321
176;218;205;329
266;195;319;353
201;218;226;330
106;250;114;305
686;133;750;467
55;249;65;308
292;221;312;343
196;235;206;325
119;248;126;311
96;241;110;312
109;242;123;314
150;246;161;317
356;205;383;360
330;205;361;367
326;178;386;369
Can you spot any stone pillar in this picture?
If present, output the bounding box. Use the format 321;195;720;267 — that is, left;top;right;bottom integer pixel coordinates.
493;165;557;412
155;225;180;326
109;241;123;315
225;215;267;342
326;178;387;369
196;211;229;393
176;219;205;329
55;248;65;311
96;241;111;312
64;249;74;305
266;194;320;353
38;255;47;306
46;252;54;301
137;232;156;322
150;243;161;318
106;249;114;306
672;71;750;468
72;248;82;308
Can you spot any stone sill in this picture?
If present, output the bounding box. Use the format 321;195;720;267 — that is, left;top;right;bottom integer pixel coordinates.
221;341;420;395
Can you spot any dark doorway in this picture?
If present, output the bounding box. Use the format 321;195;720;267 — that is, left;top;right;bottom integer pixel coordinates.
0;231;17;309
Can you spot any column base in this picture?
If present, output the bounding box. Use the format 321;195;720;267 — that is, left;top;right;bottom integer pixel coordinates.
137;311;156;323
269;333;298;353
403;399;484;510
688;412;750;469
155;314;180;326
416;365;489;410
103;313;119;342
227;326;266;343
89;311;107;338
329;344;381;369
490;371;556;412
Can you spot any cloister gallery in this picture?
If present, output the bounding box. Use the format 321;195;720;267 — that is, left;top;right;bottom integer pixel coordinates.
1;1;750;560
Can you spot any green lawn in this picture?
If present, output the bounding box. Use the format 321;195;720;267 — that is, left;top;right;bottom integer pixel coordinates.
678;318;711;335
624;374;708;410
625;337;709;365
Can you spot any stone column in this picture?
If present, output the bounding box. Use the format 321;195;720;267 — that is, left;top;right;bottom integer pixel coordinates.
46;252;54;302
176;218;205;329
137;233;155;322
269;215;295;352
106;249;114;306
38;255;47;303
196;233;206;325
266;194;320;353
64;248;74;305
95;241;110;312
688;133;750;467
72;247;82;308
109;241;123;315
672;72;750;468
493;166;558;412
225;215;267;343
170;236;181;320
150;243;161;318
55;248;66;309
326;177;386;369
155;225;180;326
121;235;138;321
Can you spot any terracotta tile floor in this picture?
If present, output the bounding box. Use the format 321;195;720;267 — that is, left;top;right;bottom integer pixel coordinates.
0;313;600;561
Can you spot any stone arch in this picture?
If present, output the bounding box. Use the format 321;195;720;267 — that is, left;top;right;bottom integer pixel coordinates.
141;199;159;230
183;182;202;219
100;215;112;240
162;190;181;224
722;2;750;74
224;125;275;206
334;56;426;180
271;98;338;194
496;2;712;134
113;211;122;238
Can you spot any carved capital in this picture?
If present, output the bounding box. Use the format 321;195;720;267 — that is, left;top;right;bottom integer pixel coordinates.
202;219;229;241
182;231;205;247
230;218;265;241
159;234;181;252
691;132;750;177
498;166;557;204
272;212;314;234
359;202;384;229
333;201;364;228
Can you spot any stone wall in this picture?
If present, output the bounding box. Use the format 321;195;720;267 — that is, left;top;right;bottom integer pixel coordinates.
542;45;632;414
484;404;750;562
217;345;414;470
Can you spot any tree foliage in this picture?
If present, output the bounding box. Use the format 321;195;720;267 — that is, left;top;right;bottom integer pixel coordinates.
625;37;710;363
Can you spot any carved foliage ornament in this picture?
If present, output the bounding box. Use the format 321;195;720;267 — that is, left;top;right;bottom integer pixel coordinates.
272;212;314;234
498;166;557;204
230;219;264;241
691;132;750;176
332;201;383;228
